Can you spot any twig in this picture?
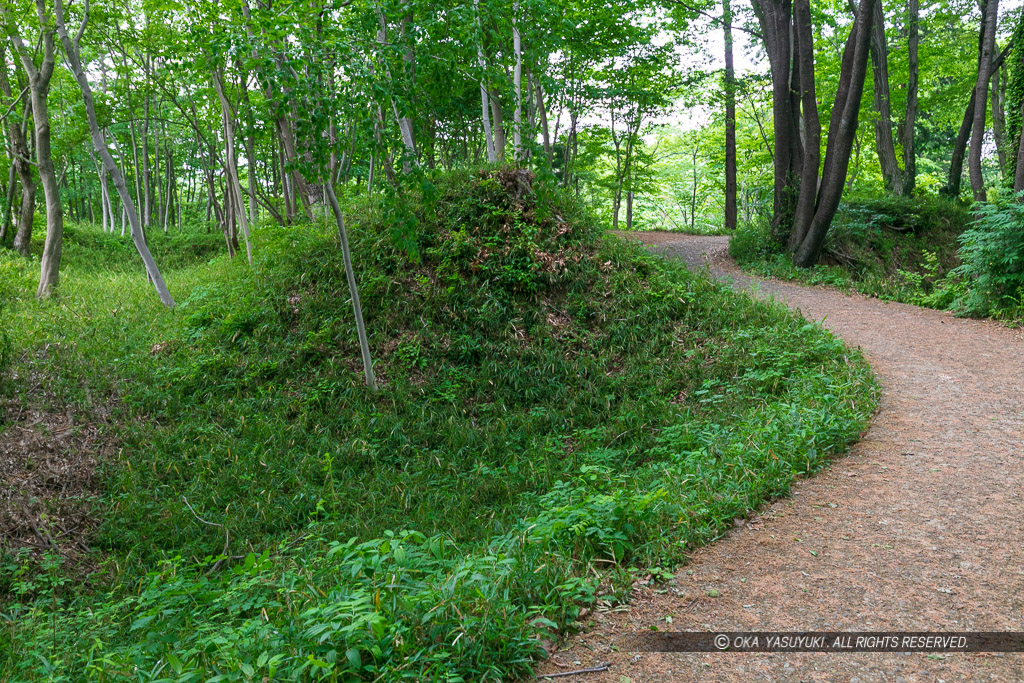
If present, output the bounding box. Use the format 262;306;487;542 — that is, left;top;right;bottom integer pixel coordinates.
537;662;610;679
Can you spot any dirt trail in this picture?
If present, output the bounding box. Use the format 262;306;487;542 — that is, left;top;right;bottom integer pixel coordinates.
539;233;1024;682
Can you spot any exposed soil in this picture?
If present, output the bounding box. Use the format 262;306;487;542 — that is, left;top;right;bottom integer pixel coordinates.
0;396;108;567
538;233;1024;682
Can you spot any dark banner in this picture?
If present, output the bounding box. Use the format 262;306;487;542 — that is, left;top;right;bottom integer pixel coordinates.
617;632;1024;653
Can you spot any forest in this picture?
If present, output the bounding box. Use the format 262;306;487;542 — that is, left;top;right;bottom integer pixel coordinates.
0;0;1022;680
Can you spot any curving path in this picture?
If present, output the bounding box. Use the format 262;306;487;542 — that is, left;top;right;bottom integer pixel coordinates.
539;233;1024;682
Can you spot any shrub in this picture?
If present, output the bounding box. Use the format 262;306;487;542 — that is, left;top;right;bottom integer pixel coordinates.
952;195;1024;318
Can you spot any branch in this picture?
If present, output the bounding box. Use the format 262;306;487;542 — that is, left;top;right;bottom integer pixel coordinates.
661;0;763;40
0;85;28;125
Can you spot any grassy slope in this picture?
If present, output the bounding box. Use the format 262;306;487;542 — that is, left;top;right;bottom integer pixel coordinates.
1;170;877;681
731;196;971;309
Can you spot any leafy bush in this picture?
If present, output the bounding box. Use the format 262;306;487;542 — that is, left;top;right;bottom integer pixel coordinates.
951;195;1024;318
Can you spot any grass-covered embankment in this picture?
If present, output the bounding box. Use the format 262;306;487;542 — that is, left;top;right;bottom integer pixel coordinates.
1;169;877;680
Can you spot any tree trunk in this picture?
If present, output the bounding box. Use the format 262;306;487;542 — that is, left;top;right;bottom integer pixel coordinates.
970;0;998;202
901;0;919;195
535;80;552;167
142;94;151;227
861;0;905;195
1014;96;1024;191
723;0;738;231
751;0;802;236
788;0;822;253
212;67;253;265
794;0;876;267
992;62;1008;175
512;0;523;162
490;93;507;160
9;1;63;297
54;0;175;305
324;180;377;391
0;56;35;256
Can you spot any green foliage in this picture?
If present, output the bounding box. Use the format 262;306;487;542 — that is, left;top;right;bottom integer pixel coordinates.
0;170;878;680
732;196;974;308
951;195;1024;318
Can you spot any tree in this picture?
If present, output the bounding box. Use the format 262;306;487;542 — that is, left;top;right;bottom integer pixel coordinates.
970;0;999;201
53;0;175;307
6;0;63;297
752;0;877;266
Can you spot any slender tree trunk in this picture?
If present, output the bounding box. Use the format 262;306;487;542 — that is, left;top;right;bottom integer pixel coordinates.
490;94;507;159
535;80;552;167
142;94;151;227
1014;96;1024;191
9;2;62;297
0;161;14;245
53;0;174;306
992;63;1008;174
0;58;34;256
473;0;496;162
902;0;919;195
970;0;999;202
212;67;253;265
723;0;737;230
512;0;523;162
324;180;377;391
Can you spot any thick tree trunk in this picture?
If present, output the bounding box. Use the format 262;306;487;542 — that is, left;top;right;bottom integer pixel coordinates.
794;0;876;267
751;0;801;235
723;0;737;231
788;0;822;253
969;0;998;202
54;0;174;306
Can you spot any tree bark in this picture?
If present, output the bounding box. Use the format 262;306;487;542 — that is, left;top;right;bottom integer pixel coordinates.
54;0;175;307
969;0;998;202
992;62;1008;174
324;180;377;392
212;67;253;265
901;0;919;195
0;53;35;256
751;0;801;235
788;0;822;253
535;80;552;167
861;0;905;195
723;0;738;231
793;0;877;267
9;0;63;298
512;0;523;162
490;93;507;159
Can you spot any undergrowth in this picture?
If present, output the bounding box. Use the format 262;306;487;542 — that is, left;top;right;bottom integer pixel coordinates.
0;168;878;680
731;196;973;310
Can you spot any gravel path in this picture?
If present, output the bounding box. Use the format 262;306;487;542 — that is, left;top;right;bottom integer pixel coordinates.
538;233;1024;682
